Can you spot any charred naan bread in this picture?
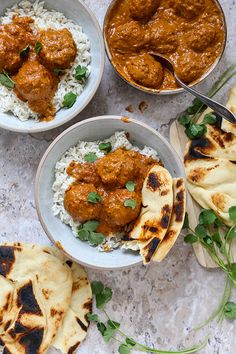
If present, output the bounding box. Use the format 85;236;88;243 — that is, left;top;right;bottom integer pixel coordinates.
47;248;92;354
0;243;73;354
152;178;186;262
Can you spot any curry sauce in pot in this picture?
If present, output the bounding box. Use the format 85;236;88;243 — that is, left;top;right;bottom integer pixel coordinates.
104;0;226;92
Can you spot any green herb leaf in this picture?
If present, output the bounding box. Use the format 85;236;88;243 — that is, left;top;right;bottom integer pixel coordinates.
97;322;107;335
87;192;102;204
178;114;191;126
125;181;135;192
187;98;205;114
202;113;217;125
89;232;105;246
124;199;136;210
229;206;236;223
224;302;236;320
107;319;120;330
83;220;99;232
119;344;131;354
35;42;42;54
184;234;198;244
99;142;112;153
54;68;65;75
84;152;98;163
203;236;213;246
199;209;217;225
185;123;207;140
126;338;136;347
103;327;115;343
212;232;222;248
195;224;207;239
77;229;89;241
91;281;104;295
75;65;88;80
63;92;77;108
0;71;14;89
20;45;30;59
183;212;189;229
87;313;99;322
231;263;236;274
227;226;236;240
96;287;113;309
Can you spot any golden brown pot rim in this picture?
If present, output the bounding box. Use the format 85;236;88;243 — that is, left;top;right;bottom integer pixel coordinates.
103;0;227;96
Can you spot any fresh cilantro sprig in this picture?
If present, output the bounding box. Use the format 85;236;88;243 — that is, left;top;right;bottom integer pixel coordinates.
87;281;208;354
183;207;236;327
178;64;236;139
77;220;105;246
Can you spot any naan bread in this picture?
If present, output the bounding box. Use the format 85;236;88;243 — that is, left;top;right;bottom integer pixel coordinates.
47;248;92;354
125;165;174;264
152;178;186;262
0;243;73;354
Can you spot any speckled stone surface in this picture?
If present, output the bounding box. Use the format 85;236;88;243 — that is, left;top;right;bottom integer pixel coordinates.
0;1;236;353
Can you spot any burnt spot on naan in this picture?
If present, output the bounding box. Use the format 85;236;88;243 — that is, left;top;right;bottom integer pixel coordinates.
4;321;11;331
188;164;220;183
19;327;44;353
0;339;4;346
76;317;88;332
176;179;184;188
3;346;11;354
66;260;73;268
184;138;214;163
17;281;42;316
0;246;15;277
211;193;227;211
143;238;161;264
13;321;30;334
175;190;185;222
147;172;160;191
68;341;81;354
160;205;171;229
50;308;64;318
83;299;92;312
209;125;234;147
42;288;51;300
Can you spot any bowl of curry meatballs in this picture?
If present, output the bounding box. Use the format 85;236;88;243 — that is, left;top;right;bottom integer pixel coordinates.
35;116;186;269
104;0;226;94
0;0;104;133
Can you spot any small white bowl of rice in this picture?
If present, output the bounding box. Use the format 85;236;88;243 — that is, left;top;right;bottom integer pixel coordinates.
35;116;185;270
0;0;104;133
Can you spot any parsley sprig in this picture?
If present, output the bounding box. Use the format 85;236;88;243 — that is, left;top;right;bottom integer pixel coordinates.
178;64;236;139
183;207;236;326
87;281;208;354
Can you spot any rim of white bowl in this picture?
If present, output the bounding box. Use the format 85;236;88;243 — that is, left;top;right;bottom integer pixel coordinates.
0;0;105;134
35;115;185;269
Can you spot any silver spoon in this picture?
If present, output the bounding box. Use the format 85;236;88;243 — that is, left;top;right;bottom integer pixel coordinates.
151;53;236;124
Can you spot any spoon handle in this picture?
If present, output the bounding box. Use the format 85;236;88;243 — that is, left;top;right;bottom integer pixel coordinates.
175;76;236;124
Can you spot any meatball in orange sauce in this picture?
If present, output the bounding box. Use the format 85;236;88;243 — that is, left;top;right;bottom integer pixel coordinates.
64;148;160;236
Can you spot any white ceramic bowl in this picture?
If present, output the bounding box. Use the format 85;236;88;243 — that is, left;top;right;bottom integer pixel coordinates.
0;0;104;133
35;116;185;270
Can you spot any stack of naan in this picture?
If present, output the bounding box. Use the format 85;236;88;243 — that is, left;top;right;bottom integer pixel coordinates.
0;243;92;354
184;85;236;226
124;165;186;264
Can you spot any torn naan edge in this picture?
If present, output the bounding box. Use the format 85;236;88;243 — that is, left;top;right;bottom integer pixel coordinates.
124;165;173;264
152;178;186;262
0;243;73;354
185;157;236;226
47;248;92;354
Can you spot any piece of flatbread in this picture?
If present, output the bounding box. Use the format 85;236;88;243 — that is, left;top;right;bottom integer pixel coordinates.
126;165;173;264
152;178;186;262
0;243;72;354
47;248;92;354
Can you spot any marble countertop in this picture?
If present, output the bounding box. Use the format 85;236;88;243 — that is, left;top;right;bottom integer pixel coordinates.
0;0;236;353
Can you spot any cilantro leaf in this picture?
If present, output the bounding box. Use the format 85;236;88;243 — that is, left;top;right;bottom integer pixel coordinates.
184;234;198;244
0;71;14;89
91;281;104;295
183;212;189;229
125;181;135;192
227;226;236;240
202;113;217;125
75;65;88;80
107;319;120;329
97;322;107;335
224;302;236;320
185;123;207;140
124;199;136;210
63;92;77;108
195;224;207;238
77;229;89;241
187;98;205;114
99;142;112;153
229;206;236;223
203;236;213;246
83;220;99;232
199;209;217;225
87;313;99;322
126;338;136;347
35;41;42;54
87;192;102;204
119;344;131;354
96;287;113;309
212;232;222;248
84;152;97;163
89;232;105;246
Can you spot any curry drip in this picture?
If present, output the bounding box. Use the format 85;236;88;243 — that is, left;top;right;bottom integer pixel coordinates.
64;148;161;236
105;0;225;91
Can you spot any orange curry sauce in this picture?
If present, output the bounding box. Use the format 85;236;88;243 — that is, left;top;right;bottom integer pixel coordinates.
105;0;226;91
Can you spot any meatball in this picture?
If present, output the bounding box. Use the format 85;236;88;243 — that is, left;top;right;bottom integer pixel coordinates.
67;162;101;186
187;23;216;52
109;21;147;54
96;148;137;187
126;54;164;89
174;0;205;20
14;57;58;119
148;20;179;54
38;28;77;70
175;54;203;83
129;0;160;21
64;183;101;223
103;189;141;227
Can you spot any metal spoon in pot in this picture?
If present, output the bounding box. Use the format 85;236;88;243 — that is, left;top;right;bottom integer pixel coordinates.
150;53;236;124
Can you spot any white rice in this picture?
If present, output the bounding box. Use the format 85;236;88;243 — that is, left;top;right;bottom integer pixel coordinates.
0;0;91;121
52;131;159;252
